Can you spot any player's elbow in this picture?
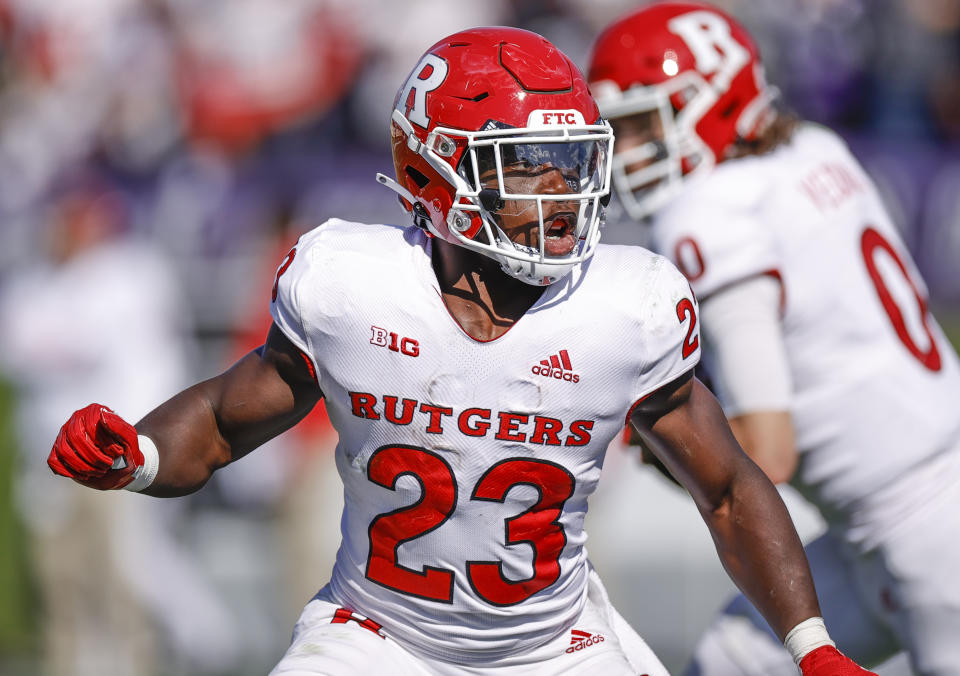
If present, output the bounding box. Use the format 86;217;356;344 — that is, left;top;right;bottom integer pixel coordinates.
699;454;778;522
144;466;212;497
143;447;223;498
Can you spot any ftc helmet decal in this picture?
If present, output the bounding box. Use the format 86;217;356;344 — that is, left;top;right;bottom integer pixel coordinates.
527;109;588;128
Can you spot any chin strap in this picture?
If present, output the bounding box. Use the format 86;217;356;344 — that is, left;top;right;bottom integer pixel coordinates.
376;172;415;204
375;172;434;233
375;110;428;206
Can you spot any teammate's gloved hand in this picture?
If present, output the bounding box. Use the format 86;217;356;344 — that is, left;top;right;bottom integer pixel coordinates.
798;646;878;676
48;403;144;490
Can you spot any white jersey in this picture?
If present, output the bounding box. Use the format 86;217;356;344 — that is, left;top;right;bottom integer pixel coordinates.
650;123;960;542
270;219;699;663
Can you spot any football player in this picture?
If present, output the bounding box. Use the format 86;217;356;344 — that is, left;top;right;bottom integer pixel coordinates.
48;26;872;675
588;2;960;675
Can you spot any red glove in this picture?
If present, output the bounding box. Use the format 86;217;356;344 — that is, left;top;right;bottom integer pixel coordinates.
48;403;144;490
799;646;878;676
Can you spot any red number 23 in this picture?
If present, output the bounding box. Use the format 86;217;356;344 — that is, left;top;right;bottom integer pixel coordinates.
365;446;575;607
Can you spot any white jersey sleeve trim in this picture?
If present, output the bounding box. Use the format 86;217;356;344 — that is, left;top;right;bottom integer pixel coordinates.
699;274;792;416
269;232;323;389
627;257;702;411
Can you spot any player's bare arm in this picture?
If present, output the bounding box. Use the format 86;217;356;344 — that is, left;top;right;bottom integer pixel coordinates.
630;371;820;641
137;323;320;496
48;322;321;497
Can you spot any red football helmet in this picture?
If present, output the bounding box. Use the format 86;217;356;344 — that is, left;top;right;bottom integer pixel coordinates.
378;27;613;285
587;2;776;219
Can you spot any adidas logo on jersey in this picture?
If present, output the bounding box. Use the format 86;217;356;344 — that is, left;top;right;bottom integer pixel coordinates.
531;349;580;383
565;628;605;653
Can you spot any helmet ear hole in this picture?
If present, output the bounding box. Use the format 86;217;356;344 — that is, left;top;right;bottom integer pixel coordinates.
720;99;740;119
405;165;430;189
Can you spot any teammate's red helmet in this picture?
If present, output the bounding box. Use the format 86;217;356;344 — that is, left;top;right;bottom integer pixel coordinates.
587;2;775;219
378;27;613;286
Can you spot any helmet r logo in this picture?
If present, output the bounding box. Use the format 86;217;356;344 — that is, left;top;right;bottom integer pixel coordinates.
667;11;748;89
397;54;449;128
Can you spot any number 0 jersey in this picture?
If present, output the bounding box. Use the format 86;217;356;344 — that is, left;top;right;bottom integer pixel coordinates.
270;219;698;663
649;123;960;547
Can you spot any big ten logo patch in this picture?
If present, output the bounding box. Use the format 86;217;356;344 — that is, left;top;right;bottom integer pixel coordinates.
371;326;420;357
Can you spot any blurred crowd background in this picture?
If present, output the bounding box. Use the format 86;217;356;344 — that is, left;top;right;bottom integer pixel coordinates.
0;1;957;674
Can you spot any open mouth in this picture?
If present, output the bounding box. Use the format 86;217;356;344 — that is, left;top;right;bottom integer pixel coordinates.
543;213;577;256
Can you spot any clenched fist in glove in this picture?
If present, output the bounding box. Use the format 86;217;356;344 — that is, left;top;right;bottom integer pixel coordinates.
48;403;159;491
799;646;877;675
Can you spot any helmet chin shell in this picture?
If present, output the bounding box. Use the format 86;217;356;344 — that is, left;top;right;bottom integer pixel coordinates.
492;223;603;286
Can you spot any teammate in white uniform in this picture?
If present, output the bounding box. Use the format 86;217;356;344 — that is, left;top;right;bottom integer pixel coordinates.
588;3;960;675
47;27;873;675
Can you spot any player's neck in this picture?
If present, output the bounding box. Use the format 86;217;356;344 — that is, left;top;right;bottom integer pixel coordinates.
430;239;544;342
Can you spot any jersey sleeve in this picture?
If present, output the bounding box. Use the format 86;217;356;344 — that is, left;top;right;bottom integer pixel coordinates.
630;257;702;404
650;190;780;300
699;274;792;416
269;229;324;382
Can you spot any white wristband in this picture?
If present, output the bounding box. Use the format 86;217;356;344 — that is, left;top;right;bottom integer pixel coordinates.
124;435;160;492
784;616;835;664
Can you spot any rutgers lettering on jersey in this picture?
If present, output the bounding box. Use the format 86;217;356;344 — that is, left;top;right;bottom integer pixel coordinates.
349;392;595;446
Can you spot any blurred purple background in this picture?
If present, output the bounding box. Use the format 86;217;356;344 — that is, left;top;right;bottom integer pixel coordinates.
0;0;957;338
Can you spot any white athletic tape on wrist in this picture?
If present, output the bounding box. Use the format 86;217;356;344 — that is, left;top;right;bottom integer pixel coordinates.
124;435;160;492
784;616;835;665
